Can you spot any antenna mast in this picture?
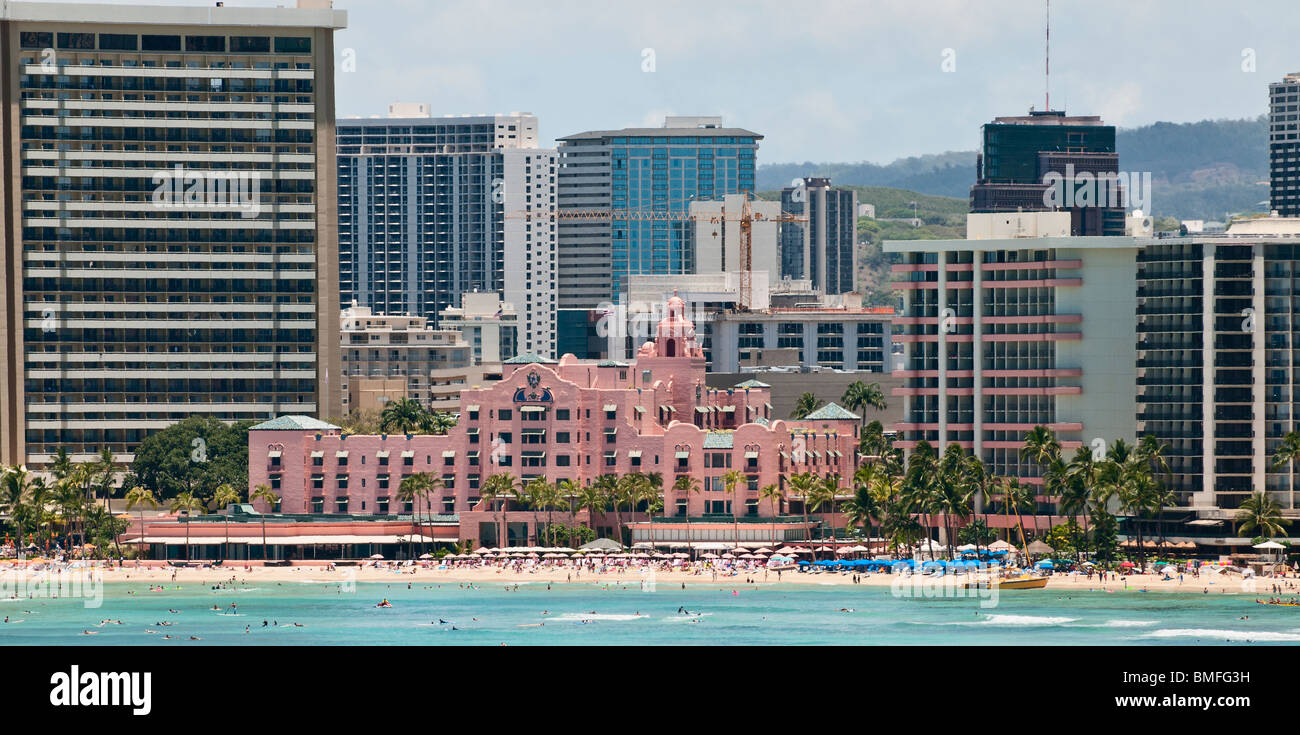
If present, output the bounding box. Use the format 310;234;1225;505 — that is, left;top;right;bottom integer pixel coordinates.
1045;0;1050;111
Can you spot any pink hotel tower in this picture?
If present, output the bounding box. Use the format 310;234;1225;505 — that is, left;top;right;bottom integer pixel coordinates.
248;297;863;546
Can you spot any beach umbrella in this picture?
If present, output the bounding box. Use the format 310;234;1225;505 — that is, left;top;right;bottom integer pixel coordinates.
1119;561;1136;568
418;553;433;560
369;554;384;560
1254;540;1286;550
753;547;774;554
703;553;719;559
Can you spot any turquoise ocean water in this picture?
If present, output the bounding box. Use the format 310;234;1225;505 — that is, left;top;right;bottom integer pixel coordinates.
0;580;1295;645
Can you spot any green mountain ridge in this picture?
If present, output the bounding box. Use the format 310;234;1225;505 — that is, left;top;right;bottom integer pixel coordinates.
758;116;1269;220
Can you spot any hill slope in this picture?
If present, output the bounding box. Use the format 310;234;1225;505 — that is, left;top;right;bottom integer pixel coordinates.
758;116;1269;220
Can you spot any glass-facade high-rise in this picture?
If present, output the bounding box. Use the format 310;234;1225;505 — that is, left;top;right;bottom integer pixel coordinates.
556;117;761;306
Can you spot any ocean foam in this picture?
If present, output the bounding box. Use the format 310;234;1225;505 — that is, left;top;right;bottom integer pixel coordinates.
1143;628;1300;642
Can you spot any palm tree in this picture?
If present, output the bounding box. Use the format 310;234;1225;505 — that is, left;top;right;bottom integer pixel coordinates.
124;486;157;559
576;482;606;543
250;484;279;561
601;474;627;544
399;472;437;558
634;474;661;551
93;448;119;511
380;397;433;435
672;475;701;553
525;477;556;547
557;478;582;545
790;392;820;420
842;482;879;547
722;469;747;548
1273;431;1300;509
1236;491;1291;539
805;478;836;559
169;491;203;561
788;472;818;557
841;380;887;434
758;483;784;547
481;472;518;548
211;484;241;560
429;411;457;436
998;476;1032;565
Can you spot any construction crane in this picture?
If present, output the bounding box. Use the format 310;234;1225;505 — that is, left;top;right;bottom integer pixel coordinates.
509;193;806;311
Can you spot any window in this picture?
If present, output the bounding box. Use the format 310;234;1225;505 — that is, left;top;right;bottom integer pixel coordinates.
275;36;312;54
337;475;349;490
555;409;570;421
498;409;512;421
57;33;95;50
270;475;281;490
141;34;181;51
230;36;271;53
20;32;53;50
498;432;513;444
556;455;571;467
335;497;349;513
311;497;324;514
377;497;390;514
185;35;226;52
555;431;570;443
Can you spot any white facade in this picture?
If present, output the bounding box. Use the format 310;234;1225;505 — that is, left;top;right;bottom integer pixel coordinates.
689;195;782;289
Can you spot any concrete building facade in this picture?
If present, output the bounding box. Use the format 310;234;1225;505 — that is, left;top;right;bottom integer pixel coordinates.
0;0;346;465
780;178;858;295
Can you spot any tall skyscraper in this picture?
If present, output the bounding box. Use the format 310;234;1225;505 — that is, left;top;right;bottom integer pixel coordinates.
555;116;761;307
780;177;858;294
970;110;1125;237
0;0;346;466
1269;73;1300;217
336;110;557;359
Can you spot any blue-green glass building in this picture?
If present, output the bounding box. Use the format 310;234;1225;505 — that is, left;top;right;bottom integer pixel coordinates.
556;117;762;307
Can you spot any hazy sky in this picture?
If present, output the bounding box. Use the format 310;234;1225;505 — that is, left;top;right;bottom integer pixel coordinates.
49;0;1296;163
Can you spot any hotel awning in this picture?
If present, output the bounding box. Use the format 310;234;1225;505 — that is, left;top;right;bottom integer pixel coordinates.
520;406;547;413
765;403;773;411
604;451;618;458
441;450;456;458
603;404;618;412
674;451;690;459
467;451;480;458
400;450;415;458
627;450;643;458
465;405;480;412
267;450;282;458
523;451;546;458
310;451;324;458
780;451;790;460
465;428;479;435
375;450;390;458
335;451;349;458
634;405;645;414
604;427;617;434
719;406;735;413
744;451;759;459
695;407;709;414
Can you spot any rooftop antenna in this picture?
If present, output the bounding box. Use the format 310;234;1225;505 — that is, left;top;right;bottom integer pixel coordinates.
1045;0;1051;111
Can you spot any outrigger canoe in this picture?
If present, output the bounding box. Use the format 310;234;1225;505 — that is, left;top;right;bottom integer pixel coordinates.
965;575;1049;590
1256;600;1300;607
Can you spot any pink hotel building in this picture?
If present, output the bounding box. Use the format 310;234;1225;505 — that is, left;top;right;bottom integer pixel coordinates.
248;297;863;546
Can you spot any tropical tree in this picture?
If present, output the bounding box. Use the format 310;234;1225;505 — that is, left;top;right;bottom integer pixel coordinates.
481;472;519;548
1274;431;1300;507
790;392;820;420
211;484;241;560
672;475;702;553
576;482;607;543
1235;491;1291;539
721;469;747;549
841;481;879;549
124;485;157;559
168;491;203;561
841;380;887;434
758;483;785;547
557;478;582;544
805;477;836;559
379;397;433;435
429;411;458;436
525;477;558;547
250;483;279;561
788;472;818;558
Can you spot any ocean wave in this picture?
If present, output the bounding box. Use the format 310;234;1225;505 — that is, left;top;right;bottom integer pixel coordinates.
552;613;648;622
1096;619;1158;628
1143;628;1300;642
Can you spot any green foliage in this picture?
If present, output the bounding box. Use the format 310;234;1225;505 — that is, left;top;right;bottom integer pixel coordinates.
1090;510;1120;563
547;523;595;547
126;416;253;504
1043;521;1081;556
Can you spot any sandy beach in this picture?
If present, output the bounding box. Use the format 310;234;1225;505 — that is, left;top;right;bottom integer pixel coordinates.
7;561;1295;596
